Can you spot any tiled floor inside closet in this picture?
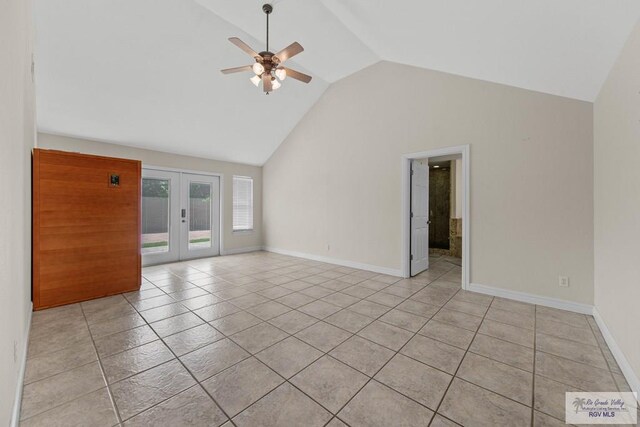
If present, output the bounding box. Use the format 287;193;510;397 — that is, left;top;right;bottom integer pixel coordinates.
20;251;636;426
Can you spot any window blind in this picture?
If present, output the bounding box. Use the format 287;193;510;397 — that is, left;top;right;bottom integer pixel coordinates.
233;176;253;231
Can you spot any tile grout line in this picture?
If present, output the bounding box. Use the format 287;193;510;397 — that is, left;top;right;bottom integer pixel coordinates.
433;315;547;412
535;314;623;423
533;310;620;425
202;282;429;424
214;299;457;393
127;260;400;424
162;256;612;416
140;265;339;405
426;287;495;426
25;254;457;425
104;270;291;426
21;350;101;390
78;303;124;426
147;264;448;353
196;263;458;425
311;269;464;425
122;296;240;427
180;258;425;424
534;348;614;372
17;310;115;424
215;273;453;426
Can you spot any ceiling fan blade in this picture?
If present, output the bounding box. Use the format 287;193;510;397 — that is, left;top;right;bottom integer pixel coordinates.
220;65;253;74
262;74;273;92
228;37;261;60
282;67;312;84
274;42;304;63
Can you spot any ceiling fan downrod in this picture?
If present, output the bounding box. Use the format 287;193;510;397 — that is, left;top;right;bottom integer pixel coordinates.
263;4;272;53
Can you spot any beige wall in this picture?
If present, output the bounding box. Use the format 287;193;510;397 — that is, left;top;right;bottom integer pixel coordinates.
264;61;594;304
38;133;263;254
594;19;640;393
0;0;36;423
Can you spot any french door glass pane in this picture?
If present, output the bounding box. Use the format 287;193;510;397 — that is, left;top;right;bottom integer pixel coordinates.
189;182;212;250
142;178;170;254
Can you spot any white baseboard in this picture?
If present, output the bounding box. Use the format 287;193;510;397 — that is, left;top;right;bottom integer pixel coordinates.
468;282;594;315
592;307;640;402
221;246;263;256
11;302;32;427
263;247;403;277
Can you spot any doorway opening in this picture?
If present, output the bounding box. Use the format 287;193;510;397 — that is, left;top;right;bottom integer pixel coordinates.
427;155;463;267
401;145;470;289
142;167;221;266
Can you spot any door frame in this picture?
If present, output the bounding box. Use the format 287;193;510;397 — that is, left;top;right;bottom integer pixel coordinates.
401;145;470;290
143;165;224;265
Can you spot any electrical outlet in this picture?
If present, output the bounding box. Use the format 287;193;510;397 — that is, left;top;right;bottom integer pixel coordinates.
559;276;570;287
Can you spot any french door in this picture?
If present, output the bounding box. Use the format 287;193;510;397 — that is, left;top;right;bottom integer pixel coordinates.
141;169;220;266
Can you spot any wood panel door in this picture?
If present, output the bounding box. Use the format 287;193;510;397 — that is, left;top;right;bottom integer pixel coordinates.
33;149;141;310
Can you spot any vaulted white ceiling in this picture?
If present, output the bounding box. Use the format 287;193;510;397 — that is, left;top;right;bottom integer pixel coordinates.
35;0;640;165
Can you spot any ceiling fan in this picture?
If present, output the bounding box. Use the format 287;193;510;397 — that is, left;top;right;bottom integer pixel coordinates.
221;3;312;94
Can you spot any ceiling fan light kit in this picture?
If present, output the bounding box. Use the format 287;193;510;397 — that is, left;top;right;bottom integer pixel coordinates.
221;3;312;94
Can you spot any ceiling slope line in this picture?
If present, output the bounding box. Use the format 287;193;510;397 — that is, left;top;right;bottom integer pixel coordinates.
319;0;380;63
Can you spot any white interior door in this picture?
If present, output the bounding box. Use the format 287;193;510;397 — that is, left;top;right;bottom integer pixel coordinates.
180;173;220;260
411;160;429;276
142;169;220;266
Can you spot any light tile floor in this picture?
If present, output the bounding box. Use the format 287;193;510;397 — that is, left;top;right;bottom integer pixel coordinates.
20;252;637;426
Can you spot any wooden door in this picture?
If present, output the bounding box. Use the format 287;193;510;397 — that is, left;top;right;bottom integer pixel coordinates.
33;149;141;309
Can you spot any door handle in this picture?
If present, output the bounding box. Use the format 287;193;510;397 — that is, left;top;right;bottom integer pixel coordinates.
181;208;186;223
